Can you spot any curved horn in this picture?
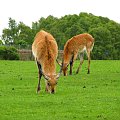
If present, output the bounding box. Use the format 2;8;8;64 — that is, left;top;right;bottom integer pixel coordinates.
56;59;62;66
67;63;69;67
56;63;63;80
39;68;49;80
56;73;61;80
43;74;50;80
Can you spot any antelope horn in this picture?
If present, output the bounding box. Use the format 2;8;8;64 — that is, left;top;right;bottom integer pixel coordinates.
56;59;62;66
43;74;50;80
39;68;49;80
56;62;63;80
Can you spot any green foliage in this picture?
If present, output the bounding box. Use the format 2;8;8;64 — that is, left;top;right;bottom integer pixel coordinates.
0;60;120;120
1;18;34;46
0;40;3;45
16;40;28;49
1;12;120;59
32;13;120;59
17;22;34;45
89;27;113;59
0;46;19;60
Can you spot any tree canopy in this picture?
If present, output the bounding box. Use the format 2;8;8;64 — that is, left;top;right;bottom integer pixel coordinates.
1;12;120;59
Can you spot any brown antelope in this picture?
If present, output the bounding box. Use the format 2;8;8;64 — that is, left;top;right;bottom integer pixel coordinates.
60;33;94;76
32;30;62;94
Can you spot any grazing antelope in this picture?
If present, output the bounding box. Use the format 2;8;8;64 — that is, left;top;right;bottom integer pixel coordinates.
61;33;94;76
32;30;61;94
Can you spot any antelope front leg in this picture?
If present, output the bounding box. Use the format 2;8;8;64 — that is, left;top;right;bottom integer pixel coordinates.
37;77;41;93
86;49;91;74
70;56;74;75
70;63;73;75
76;60;84;74
45;84;49;93
37;61;42;93
76;53;84;74
87;58;90;74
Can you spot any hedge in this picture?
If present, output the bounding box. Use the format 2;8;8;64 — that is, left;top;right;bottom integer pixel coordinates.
0;46;19;60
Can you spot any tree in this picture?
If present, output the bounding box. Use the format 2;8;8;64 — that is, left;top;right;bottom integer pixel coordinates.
0;40;3;45
2;18;34;46
89;27;112;59
17;22;34;45
1;12;120;59
2;18;18;45
65;24;84;39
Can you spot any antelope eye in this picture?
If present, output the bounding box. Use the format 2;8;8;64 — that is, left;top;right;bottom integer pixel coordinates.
47;82;50;86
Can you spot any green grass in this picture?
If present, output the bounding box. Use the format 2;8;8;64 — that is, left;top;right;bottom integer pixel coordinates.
0;60;120;120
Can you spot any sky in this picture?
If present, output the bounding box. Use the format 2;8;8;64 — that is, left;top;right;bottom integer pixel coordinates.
0;0;120;37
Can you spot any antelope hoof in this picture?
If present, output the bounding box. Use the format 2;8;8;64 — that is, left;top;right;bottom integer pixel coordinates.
69;72;72;75
87;71;90;74
37;86;41;93
76;70;79;74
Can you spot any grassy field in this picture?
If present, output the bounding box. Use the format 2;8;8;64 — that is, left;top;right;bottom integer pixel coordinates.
0;60;120;120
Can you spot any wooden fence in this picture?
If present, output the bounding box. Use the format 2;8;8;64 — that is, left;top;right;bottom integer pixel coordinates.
18;50;63;61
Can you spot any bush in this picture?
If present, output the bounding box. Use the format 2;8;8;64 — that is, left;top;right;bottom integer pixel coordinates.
16;40;28;49
0;40;3;45
0;46;19;60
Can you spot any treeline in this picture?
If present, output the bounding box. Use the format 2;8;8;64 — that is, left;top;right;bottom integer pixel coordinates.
1;12;120;59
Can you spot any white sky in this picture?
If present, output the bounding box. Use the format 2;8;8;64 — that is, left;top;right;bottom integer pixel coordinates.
0;0;120;37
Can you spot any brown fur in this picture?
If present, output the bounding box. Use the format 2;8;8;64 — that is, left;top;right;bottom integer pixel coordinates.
32;30;59;94
62;33;94;76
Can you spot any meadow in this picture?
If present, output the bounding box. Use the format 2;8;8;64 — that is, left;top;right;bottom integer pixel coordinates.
0;60;120;120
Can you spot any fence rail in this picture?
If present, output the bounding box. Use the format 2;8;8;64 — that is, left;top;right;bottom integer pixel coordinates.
0;45;64;60
18;50;63;61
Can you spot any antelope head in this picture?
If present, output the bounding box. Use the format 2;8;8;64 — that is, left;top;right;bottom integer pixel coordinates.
56;59;69;76
62;63;69;76
41;68;62;94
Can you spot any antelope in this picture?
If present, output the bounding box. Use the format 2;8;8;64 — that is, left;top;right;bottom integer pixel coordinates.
32;30;62;94
59;33;94;76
